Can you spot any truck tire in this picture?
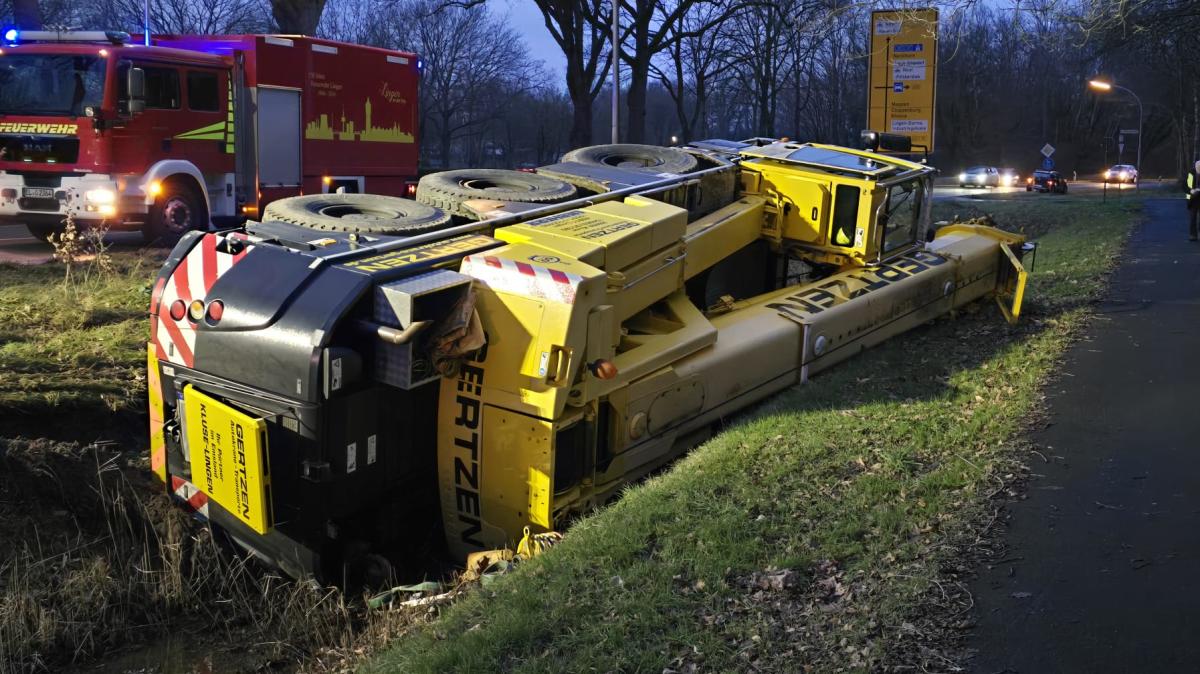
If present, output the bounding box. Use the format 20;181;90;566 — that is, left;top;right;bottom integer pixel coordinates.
562;144;698;174
26;223;58;242
262;194;452;235
416;169;577;219
143;181;207;246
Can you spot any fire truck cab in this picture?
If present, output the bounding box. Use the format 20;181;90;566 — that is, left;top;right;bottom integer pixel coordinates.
0;29;420;243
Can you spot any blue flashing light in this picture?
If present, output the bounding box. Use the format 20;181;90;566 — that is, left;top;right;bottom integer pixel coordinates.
416;58;424;71
2;28;18;43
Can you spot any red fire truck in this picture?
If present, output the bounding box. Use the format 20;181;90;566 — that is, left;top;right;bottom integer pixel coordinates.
0;29;420;243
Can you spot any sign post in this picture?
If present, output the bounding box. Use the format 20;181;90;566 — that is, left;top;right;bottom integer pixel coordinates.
1040;143;1055;171
867;8;939;153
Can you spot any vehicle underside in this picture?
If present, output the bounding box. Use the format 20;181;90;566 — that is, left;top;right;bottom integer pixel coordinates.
146;136;1032;583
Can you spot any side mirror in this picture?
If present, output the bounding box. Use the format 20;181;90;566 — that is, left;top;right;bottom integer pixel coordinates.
127;67;146;114
861;129;913;153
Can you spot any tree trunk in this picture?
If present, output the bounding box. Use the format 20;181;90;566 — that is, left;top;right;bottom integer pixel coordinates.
566;60;594;148
270;0;327;35
626;61;649;143
11;0;42;29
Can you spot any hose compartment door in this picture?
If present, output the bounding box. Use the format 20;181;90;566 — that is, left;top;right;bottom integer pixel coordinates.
257;87;301;187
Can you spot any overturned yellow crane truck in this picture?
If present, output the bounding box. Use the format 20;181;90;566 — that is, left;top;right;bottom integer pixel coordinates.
147;133;1032;581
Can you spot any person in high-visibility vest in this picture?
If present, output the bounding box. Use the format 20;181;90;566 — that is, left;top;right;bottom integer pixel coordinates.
1188;160;1200;241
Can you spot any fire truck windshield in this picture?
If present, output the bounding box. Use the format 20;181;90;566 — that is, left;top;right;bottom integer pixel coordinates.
0;54;106;117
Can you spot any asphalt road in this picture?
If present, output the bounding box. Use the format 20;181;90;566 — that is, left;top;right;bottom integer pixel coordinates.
0;223;143;265
968;198;1200;673
933;179;1157;201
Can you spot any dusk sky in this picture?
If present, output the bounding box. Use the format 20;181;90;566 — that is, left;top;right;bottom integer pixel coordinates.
501;0;571;80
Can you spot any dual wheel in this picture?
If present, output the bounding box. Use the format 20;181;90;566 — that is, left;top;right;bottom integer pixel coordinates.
267;143;698;234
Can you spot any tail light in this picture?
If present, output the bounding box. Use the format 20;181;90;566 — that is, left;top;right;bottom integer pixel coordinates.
169;300;186;321
406;183;417;197
205;300;224;324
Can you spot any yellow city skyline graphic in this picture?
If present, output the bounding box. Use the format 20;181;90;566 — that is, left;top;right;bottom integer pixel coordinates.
305;98;414;144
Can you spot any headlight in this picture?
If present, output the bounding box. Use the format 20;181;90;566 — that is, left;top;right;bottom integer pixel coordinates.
84;188;116;204
959;173;967;181
974;174;984;181
1118;172;1127;179
1104;171;1111;178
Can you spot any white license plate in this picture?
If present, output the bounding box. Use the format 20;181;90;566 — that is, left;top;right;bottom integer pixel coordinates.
22;187;54;198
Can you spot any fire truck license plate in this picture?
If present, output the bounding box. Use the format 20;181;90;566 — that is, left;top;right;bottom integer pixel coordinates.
22;187;54;199
182;386;273;534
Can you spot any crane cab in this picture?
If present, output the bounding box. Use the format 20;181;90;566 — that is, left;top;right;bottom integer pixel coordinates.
738;141;934;269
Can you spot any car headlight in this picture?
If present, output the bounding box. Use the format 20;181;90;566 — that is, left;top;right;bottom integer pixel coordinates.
959;173;967;181
1118;172;1127;179
84;188;116;204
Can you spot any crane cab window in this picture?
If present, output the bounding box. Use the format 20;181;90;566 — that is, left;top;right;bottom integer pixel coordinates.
831;185;860;247
187;71;220;112
880;179;923;254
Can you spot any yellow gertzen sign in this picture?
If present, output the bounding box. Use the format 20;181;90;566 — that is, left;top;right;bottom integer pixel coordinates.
184;386;273;533
867;8;938;152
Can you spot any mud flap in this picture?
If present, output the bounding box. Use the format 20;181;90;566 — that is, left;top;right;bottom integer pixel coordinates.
996;242;1030;324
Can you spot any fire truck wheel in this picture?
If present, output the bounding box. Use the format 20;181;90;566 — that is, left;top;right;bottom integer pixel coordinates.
143;182;207;246
25;223;58;242
262;194;452;234
561;144;698;174
416;169;577;219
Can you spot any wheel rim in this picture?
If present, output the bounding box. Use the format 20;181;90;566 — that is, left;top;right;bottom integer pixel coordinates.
162;197;194;234
459;178;533;193
602;155;654;169
317;205;394;221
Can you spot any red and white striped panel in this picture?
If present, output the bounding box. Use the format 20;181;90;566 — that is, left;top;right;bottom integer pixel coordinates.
170;475;210;518
461;254;583;304
153;233;252;368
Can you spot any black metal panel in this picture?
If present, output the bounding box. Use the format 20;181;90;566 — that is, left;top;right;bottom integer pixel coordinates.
194;260;371;401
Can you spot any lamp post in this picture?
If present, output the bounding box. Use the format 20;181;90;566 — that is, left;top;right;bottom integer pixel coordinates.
611;0;619;144
1089;79;1142;184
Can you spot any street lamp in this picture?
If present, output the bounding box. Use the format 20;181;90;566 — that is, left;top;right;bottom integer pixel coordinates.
1089;79;1142;180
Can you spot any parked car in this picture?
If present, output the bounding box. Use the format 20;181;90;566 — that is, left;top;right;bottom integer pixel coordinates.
959;166;1000;187
1104;164;1138;184
1027;170;1068;193
999;168;1022;187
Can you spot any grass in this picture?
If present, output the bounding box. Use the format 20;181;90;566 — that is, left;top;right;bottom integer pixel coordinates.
0;250;418;672
0;250;160;429
0;438;371;674
364;195;1141;672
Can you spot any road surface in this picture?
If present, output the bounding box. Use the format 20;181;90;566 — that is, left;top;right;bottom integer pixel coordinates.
934;179;1162;201
0;224;143;265
968;198;1200;673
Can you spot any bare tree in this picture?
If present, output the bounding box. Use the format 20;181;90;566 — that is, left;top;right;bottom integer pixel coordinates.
534;0;612;149
11;0;41;28
650;1;732;142
77;0;269;34
271;0;327;34
393;0;547;167
592;0;749;143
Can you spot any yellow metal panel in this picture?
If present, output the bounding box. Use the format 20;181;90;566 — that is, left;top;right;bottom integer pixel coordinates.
496;197;686;271
183;386;272;534
438;387;555;559
480;406;553;543
867;9;939;150
996;242;1029;324
682;196;766;281
146;344;166;483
